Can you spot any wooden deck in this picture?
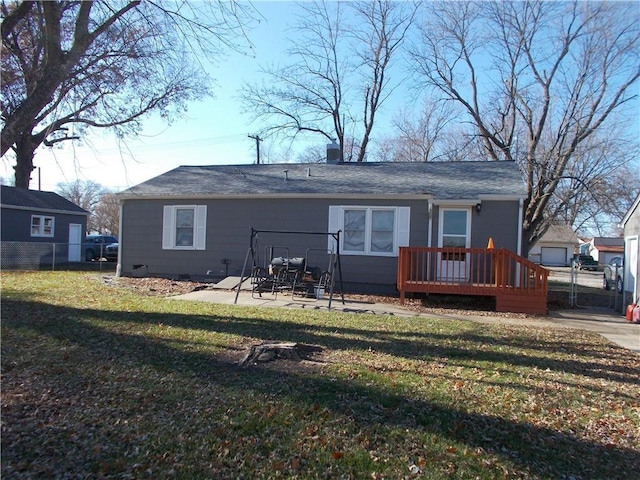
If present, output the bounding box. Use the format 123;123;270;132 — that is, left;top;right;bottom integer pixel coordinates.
397;247;549;315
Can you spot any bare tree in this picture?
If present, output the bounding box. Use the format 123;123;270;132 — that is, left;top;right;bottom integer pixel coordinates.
431;125;486;163
1;0;255;188
350;1;417;162
241;0;416;163
374;97;460;162
57;179;106;233
242;0;347;158
552;150;639;238
258;139;296;164
296;144;326;164
93;193;120;235
409;1;640;248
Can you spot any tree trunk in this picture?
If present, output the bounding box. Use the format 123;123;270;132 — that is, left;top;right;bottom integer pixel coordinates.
13;134;38;188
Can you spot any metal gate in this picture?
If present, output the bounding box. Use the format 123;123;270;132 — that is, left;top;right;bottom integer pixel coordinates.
569;260;624;311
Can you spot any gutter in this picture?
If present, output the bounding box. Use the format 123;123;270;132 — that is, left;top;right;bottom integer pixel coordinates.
116;202;124;278
517;198;523;257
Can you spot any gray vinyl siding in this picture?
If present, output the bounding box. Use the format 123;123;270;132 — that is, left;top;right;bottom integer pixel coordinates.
624;202;640;238
470;201;521;252
120;197;519;294
2;208;36;242
429;201;520;253
0;207;86;243
120;197;430;293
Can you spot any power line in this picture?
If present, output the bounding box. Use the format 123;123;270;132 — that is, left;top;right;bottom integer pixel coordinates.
97;133;251;155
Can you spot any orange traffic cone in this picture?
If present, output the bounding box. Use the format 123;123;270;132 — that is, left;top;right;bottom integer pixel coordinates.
487;237;494;249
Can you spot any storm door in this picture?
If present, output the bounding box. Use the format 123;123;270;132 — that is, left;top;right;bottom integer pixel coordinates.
437;208;471;281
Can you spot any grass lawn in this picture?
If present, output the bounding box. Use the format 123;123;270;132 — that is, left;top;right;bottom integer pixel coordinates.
2;271;639;479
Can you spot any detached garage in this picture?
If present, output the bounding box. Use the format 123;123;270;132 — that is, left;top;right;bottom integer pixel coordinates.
529;224;579;267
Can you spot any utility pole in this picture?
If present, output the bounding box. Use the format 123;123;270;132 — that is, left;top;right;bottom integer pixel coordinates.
248;134;262;164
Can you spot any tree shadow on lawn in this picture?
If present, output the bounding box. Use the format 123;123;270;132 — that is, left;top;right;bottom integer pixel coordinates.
103;298;640;385
4;295;639;387
3;298;639;478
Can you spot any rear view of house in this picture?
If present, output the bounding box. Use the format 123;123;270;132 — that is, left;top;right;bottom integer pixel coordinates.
115;160;545;312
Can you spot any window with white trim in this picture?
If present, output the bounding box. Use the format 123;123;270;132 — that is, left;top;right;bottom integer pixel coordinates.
328;206;410;256
31;215;54;237
162;205;207;250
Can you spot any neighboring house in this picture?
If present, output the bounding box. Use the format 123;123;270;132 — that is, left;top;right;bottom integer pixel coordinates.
1;185;88;268
581;237;625;265
621;192;639;304
116;159;529;297
528;223;578;266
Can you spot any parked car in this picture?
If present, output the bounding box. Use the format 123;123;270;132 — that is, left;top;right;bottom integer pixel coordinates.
104;242;118;262
85;235;118;261
602;256;624;293
574;254;598;271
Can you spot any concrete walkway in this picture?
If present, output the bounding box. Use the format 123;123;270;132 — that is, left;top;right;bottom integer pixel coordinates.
172;287;640;355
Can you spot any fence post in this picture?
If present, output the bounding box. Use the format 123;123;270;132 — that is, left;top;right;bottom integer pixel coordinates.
52;243;56;271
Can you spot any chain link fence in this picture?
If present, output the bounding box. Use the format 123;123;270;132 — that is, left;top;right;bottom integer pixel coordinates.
566;262;625;312
1;241;117;273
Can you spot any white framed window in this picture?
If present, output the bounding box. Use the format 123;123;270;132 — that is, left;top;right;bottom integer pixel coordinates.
328;206;410;256
31;215;54;237
162;205;207;250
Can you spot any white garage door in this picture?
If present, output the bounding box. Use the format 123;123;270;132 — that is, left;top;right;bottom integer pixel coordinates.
541;247;567;266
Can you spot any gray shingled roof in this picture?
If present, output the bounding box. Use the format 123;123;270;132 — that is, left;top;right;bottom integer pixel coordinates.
592;237;624;247
1;185;88;214
119;161;527;199
536;224;579;244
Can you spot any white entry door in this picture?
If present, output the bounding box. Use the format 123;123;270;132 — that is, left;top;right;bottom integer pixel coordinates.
68;223;82;262
438;208;471;281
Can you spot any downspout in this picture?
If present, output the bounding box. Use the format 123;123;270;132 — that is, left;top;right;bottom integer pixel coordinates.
427;202;433;247
517;198;523;257
516;198;524;288
116;200;124;278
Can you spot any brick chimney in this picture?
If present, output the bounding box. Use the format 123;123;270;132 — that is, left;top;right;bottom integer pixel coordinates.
326;140;340;164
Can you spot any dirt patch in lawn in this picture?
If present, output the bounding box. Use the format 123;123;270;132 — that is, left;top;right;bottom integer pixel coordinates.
211;337;336;375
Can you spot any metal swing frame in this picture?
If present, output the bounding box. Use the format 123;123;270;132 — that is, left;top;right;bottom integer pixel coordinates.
234;228;345;309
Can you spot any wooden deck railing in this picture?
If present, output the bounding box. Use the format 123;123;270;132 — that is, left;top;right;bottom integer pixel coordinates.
397;247;549;314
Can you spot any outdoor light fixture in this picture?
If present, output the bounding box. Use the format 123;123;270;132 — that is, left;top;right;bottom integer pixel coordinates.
476;203;482;214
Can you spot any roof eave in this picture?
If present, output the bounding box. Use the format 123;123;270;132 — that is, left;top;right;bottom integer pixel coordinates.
1;204;89;216
621;191;640;227
117;193;436;201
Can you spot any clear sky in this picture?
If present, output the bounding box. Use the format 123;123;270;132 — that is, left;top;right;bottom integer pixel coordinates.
2;1;637;194
1;1;407;193
0;2;288;191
